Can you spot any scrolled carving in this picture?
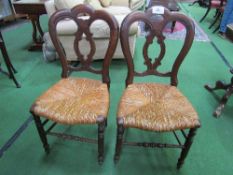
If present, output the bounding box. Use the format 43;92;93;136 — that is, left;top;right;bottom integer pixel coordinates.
120;7;195;86
142;30;166;72
48;4;119;86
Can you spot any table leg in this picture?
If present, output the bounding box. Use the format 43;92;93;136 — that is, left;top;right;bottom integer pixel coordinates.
28;14;44;51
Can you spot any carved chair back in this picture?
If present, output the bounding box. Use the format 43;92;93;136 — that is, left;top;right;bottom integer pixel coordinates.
49;4;119;88
120;7;195;87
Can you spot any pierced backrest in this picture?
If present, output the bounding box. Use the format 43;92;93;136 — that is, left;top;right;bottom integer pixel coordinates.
120;7;195;86
49;4;119;87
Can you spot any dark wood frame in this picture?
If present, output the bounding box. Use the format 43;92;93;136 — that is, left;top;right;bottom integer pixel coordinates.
0;31;20;88
30;4;119;164
205;71;233;117
114;7;200;169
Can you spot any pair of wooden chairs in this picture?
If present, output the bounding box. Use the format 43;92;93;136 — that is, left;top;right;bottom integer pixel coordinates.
30;5;201;169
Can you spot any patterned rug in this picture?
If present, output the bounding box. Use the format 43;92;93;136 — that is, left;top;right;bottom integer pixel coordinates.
143;0;209;42
163;19;210;42
140;19;210;42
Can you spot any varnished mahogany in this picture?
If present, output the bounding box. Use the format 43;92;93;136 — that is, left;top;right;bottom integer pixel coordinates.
49;4;119;87
31;4;119;164
114;7;198;169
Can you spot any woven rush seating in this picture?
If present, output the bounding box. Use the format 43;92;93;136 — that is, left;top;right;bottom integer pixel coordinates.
30;4;119;164
31;78;109;125
114;7;201;169
117;83;200;132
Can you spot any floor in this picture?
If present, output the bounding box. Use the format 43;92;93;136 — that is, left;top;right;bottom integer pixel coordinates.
0;2;233;175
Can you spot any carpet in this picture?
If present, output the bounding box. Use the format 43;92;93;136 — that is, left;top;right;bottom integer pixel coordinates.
139;19;210;42
1;33;233;175
1;8;233;175
163;19;210;41
142;0;209;41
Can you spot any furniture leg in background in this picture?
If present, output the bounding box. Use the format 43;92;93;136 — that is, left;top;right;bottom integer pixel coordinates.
0;31;20;88
189;0;208;7
27;14;44;51
13;0;47;51
205;70;233;117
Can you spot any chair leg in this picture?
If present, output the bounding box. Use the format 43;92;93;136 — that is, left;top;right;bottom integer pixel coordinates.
213;24;220;33
177;128;198;169
200;7;211;22
213;86;233;117
171;21;176;33
0;43;20;88
209;12;221;29
213;9;219;18
205;80;230;92
105;119;108;128
32;114;50;154
98;120;105;165
114;122;125;163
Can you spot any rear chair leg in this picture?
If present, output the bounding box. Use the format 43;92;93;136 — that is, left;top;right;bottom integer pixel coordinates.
114;122;125;163
32;114;50;154
98;120;105;165
200;7;211;22
177;128;197;169
105;119;108;128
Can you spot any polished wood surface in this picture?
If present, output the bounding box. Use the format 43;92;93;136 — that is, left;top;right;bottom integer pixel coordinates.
31;4;119;165
114;7;199;169
48;5;119;84
120;8;194;86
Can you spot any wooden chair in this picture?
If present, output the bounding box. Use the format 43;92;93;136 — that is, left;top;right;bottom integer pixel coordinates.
0;31;20;88
199;0;226;23
30;4;119;164
114;7;201;169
